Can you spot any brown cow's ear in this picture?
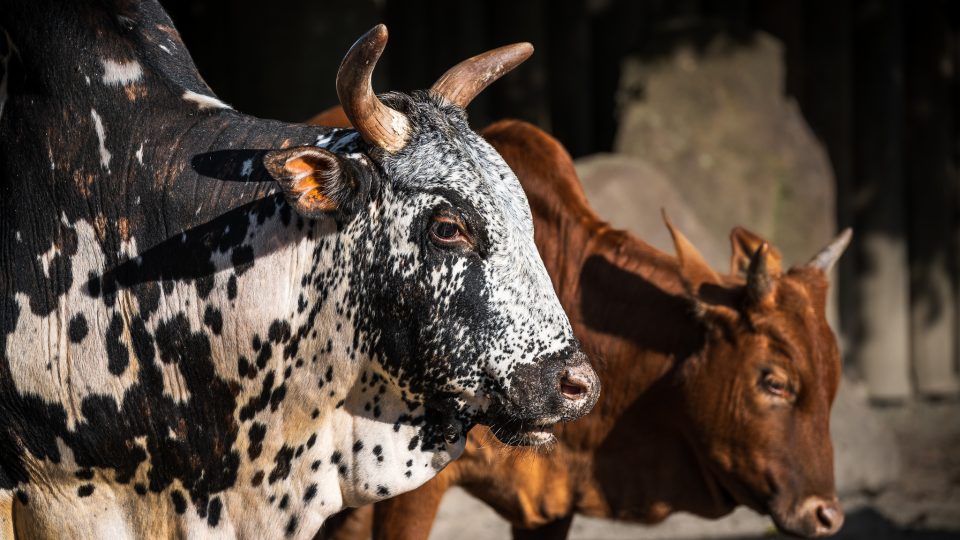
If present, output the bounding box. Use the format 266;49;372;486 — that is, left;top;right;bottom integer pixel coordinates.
263;146;363;218
663;210;720;295
729;226;782;277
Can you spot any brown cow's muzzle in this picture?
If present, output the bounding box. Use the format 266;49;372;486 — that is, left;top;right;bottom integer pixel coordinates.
489;348;600;446
773;495;844;537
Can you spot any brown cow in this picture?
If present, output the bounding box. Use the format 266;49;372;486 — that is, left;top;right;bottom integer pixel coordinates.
311;116;851;539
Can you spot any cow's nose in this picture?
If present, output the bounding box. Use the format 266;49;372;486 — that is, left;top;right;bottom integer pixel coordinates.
813;499;844;536
557;354;600;418
559;365;593;401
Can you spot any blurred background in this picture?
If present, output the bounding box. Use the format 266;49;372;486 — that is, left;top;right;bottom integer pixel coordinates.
161;0;958;538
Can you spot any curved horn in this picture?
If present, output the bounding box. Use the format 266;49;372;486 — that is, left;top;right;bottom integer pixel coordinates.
430;43;534;109
747;243;773;303
336;25;410;153
807;228;853;273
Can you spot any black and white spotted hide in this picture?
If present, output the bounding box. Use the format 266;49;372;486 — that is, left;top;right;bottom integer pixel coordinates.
0;2;598;538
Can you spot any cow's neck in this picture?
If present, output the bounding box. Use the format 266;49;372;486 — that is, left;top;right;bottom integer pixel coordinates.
1;0;332;255
535;211;730;521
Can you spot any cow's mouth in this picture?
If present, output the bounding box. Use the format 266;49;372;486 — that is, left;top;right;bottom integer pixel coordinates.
486;416;558;447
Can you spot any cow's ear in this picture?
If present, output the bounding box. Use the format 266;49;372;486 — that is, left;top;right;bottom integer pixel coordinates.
729;226;782;277
263;146;364;218
663;210;720;296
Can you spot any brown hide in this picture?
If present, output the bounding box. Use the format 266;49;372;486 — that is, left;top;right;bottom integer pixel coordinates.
307;106;352;129
310;116;846;540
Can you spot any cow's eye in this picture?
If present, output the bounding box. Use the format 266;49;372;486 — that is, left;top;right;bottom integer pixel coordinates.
429;214;471;249
760;369;791;399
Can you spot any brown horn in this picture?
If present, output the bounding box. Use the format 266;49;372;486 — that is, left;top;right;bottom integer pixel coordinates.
336;25;410;153
430;43;534;109
807;228;853;273
747;242;773;303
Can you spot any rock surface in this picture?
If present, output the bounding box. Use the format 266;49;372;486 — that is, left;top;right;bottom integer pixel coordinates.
574;153;727;269
613;31;835;267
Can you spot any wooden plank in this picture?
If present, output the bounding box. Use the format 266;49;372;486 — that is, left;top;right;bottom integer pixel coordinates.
546;0;593;157
850;0;912;401
799;0;855;352
904;0;960;397
485;0;550;130
952;1;960;389
589;0;646;153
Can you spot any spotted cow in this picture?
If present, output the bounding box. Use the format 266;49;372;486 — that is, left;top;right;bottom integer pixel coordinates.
0;2;599;538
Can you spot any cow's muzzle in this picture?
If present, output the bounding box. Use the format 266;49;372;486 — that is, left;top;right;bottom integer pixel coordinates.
489;347;600;446
773;495;845;538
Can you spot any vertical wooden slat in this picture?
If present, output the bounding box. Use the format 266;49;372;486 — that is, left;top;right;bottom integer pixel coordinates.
485;0;550;130
951;2;960;384
383;0;433;93
951;2;960;382
752;0;805;102
590;0;647;153
798;0;855;348
851;0;912;401
905;0;960;397
545;0;592;157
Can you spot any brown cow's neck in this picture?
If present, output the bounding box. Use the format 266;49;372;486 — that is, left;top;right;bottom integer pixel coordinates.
550;221;732;521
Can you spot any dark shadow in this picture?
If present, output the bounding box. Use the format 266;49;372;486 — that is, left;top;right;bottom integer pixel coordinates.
96;197;279;293
579;254;703;360
190;148;275;184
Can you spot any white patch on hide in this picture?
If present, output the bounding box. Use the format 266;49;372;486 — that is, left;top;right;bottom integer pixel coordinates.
90;109;111;172
182;90;231;110
100;59;143;86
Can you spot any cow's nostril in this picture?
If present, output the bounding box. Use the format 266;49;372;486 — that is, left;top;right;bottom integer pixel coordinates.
559;369;590;401
814;501;844;535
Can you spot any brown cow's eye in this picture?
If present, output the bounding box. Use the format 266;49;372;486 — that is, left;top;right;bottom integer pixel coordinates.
761;371;791;398
429;215;471;248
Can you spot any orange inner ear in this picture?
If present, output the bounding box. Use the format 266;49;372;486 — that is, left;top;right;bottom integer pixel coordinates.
285;157;337;212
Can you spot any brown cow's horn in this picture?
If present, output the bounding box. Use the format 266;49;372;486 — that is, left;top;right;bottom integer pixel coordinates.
807;228;853;273
430;43;534;109
747;243;773;303
336;24;410;153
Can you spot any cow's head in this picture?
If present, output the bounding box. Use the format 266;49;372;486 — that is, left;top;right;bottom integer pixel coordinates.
263;26;599;449
665;214;850;537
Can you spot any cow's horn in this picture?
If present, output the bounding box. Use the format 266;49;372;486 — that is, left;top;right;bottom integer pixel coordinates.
747;242;774;303
336;25;410;153
430;43;534;109
807;228;853;273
